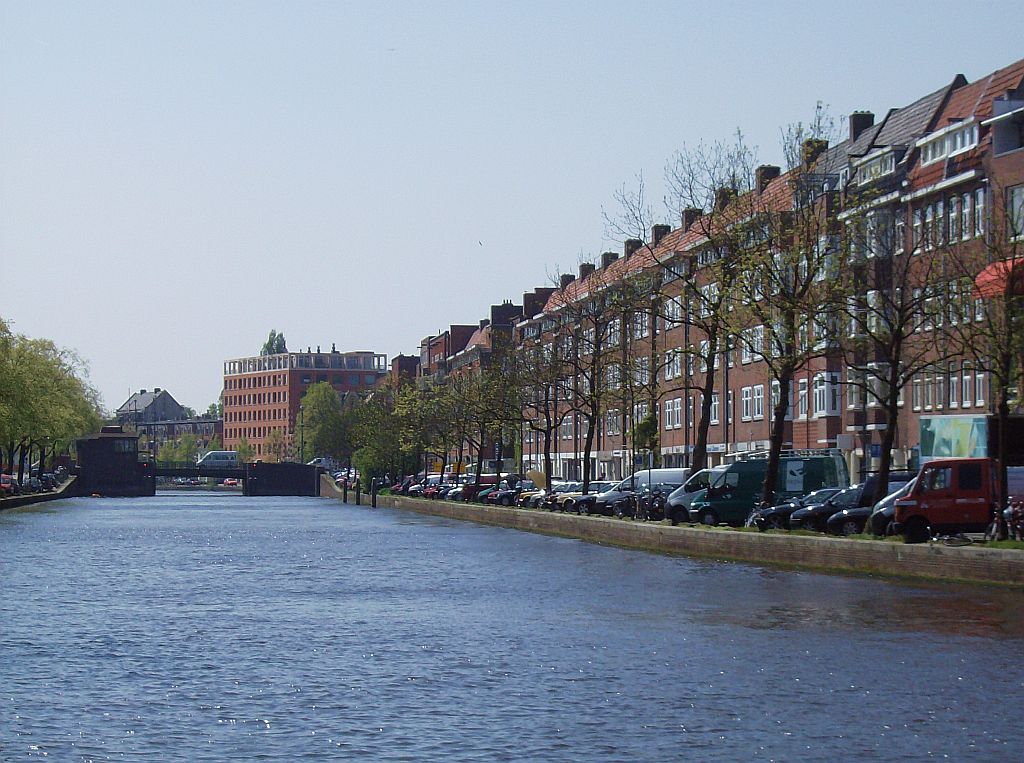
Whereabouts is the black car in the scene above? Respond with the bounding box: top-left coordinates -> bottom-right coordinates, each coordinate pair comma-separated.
792,473 -> 916,534
788,484 -> 868,532
831,473 -> 915,536
750,487 -> 843,530
866,476 -> 918,535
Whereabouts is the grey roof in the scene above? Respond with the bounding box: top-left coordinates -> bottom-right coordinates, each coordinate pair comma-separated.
116,389 -> 178,415
815,138 -> 851,174
872,77 -> 964,150
847,118 -> 886,157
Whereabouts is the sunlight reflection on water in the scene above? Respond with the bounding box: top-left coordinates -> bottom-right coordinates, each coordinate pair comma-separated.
1,493 -> 1021,761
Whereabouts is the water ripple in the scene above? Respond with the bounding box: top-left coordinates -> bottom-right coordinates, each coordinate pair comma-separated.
1,493 -> 1021,761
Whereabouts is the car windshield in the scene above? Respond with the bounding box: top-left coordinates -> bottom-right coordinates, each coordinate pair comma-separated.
708,467 -> 734,489
802,488 -> 839,504
684,470 -> 711,490
828,485 -> 862,507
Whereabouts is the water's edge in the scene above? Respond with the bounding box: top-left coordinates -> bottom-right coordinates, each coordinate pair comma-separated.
363,492 -> 1024,587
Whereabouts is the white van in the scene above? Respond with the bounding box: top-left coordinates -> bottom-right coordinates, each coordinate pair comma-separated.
197,451 -> 239,468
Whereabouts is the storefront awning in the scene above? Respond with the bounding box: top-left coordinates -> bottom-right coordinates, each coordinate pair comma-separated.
974,258 -> 1024,298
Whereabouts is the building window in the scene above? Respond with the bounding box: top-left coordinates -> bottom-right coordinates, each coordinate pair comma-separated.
798,379 -> 809,419
962,363 -> 972,408
949,361 -> 959,408
974,188 -> 985,237
912,207 -> 923,251
741,386 -> 752,421
710,393 -> 720,425
935,371 -> 944,410
664,400 -> 673,431
976,370 -> 986,407
1008,185 -> 1024,241
687,396 -> 695,428
753,384 -> 765,420
673,398 -> 682,429
912,376 -> 921,411
847,369 -> 860,409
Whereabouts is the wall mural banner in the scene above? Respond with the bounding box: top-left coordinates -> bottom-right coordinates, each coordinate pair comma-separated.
919,415 -> 987,461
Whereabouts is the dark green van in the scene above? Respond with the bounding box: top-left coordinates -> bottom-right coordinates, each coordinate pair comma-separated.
688,452 -> 849,526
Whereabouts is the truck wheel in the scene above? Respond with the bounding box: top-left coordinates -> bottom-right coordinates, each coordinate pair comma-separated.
700,509 -> 719,526
903,517 -> 930,544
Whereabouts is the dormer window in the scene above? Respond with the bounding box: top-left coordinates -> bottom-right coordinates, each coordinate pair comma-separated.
918,120 -> 979,165
854,151 -> 895,184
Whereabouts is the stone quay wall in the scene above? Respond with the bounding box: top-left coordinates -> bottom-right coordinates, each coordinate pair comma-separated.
354,492 -> 1024,588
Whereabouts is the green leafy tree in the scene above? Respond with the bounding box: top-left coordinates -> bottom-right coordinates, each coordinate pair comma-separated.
236,437 -> 255,463
300,382 -> 349,461
0,317 -> 103,475
264,428 -> 287,463
261,329 -> 288,356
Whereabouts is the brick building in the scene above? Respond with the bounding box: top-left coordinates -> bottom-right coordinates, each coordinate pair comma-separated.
396,55 -> 1024,488
222,346 -> 387,458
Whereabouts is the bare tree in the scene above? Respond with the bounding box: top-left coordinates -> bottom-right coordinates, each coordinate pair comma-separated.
943,175 -> 1024,507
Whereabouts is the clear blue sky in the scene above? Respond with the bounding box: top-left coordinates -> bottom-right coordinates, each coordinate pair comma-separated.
2,1 -> 1021,413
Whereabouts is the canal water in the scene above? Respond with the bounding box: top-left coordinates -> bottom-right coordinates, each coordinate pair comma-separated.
1,493 -> 1022,761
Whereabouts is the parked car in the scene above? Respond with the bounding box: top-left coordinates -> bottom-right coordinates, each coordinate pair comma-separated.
749,487 -> 843,530
461,474 -> 502,502
477,477 -> 520,503
488,480 -> 535,506
824,472 -> 917,536
517,481 -> 558,508
892,458 -> 1018,542
689,453 -> 849,527
0,474 -> 19,497
665,469 -> 711,525
787,484 -> 869,533
578,469 -> 691,516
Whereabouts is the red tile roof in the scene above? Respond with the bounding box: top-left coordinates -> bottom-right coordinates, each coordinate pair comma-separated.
541,170 -> 797,314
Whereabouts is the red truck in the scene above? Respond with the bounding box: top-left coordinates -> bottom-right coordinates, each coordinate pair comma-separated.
893,458 -> 1001,543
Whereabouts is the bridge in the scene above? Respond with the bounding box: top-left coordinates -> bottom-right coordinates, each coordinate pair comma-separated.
74,426 -> 323,498
153,462 -> 247,480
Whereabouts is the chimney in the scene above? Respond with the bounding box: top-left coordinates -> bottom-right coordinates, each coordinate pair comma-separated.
140,389 -> 147,394
154,387 -> 161,393
601,251 -> 619,268
801,138 -> 829,168
651,224 -> 671,246
714,188 -> 737,211
523,288 -> 555,317
559,273 -> 576,290
849,111 -> 874,142
579,262 -> 596,279
755,165 -> 781,194
682,207 -> 703,229
624,239 -> 643,258
479,318 -> 490,329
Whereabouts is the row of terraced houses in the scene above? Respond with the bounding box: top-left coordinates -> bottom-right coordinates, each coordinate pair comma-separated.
401,57 -> 1024,483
